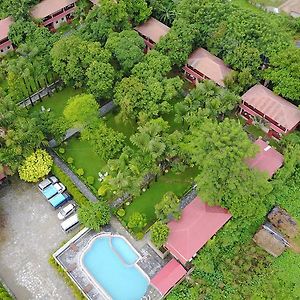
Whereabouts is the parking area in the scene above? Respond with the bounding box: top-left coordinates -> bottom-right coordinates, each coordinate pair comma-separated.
0,178 -> 75,300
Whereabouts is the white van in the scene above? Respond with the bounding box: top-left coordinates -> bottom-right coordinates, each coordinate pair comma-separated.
61,214 -> 79,233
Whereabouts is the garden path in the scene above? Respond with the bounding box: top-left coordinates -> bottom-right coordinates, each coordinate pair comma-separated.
48,148 -> 98,202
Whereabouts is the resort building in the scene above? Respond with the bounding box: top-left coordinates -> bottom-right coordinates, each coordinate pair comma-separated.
135,17 -> 170,53
0,17 -> 14,55
182,48 -> 232,87
245,139 -> 284,178
150,259 -> 187,297
239,84 -> 300,139
30,0 -> 78,31
165,196 -> 232,264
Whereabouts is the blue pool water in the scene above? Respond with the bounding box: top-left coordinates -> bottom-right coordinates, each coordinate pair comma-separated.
82,235 -> 149,300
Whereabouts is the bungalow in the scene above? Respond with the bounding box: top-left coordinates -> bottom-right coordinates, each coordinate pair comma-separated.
239,84 -> 300,139
135,17 -> 170,53
165,196 -> 232,264
245,139 -> 284,178
150,259 -> 187,297
182,48 -> 232,87
0,17 -> 14,55
30,0 -> 78,31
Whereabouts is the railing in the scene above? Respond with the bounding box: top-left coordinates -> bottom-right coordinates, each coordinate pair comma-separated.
17,80 -> 61,109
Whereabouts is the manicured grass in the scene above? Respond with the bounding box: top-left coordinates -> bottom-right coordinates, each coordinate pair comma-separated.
29,87 -> 83,118
62,138 -> 106,190
123,167 -> 198,228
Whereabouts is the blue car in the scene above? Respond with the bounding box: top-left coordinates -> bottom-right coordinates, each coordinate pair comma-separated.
41,183 -> 65,200
48,192 -> 72,209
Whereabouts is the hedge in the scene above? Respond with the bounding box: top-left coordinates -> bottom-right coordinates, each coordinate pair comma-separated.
0,283 -> 12,300
52,164 -> 89,207
49,257 -> 85,300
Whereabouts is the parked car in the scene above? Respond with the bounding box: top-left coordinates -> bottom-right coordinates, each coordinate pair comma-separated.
61,214 -> 79,233
38,176 -> 58,191
41,182 -> 65,200
48,192 -> 71,209
57,203 -> 76,220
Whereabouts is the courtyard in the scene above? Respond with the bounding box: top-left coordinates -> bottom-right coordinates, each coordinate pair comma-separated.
0,178 -> 76,300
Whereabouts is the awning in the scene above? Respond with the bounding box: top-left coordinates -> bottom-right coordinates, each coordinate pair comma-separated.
150,259 -> 187,296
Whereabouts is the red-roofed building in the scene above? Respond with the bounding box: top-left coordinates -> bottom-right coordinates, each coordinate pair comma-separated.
183,48 -> 232,87
30,0 -> 78,31
0,17 -> 14,55
165,197 -> 232,264
135,17 -> 170,53
245,139 -> 284,178
239,84 -> 300,139
151,259 -> 187,296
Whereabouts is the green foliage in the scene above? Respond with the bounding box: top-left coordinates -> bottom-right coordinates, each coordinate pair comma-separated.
58,148 -> 65,154
63,94 -> 99,127
81,121 -> 125,160
87,176 -> 95,185
18,149 -> 53,183
50,35 -> 111,87
78,200 -> 111,231
127,212 -> 147,232
135,232 -> 144,240
0,283 -> 12,300
0,0 -> 38,19
86,61 -> 115,99
151,221 -> 169,247
155,191 -> 181,222
52,164 -> 89,206
117,208 -> 126,217
76,168 -> 85,176
67,157 -> 74,164
105,30 -> 144,74
0,98 -> 44,171
264,47 -> 300,102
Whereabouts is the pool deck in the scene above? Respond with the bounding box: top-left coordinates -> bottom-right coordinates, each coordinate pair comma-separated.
54,217 -> 167,300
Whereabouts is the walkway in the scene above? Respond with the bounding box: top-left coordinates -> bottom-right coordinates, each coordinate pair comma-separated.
48,148 -> 98,202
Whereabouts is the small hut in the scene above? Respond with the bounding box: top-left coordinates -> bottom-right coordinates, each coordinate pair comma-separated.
268,207 -> 298,238
253,222 -> 288,257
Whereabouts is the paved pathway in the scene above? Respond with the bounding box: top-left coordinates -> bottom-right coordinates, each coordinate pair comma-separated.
48,148 -> 98,202
0,178 -> 75,300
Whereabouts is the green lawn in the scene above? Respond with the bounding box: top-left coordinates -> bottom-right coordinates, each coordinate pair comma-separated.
62,138 -> 106,190
123,167 -> 198,228
29,86 -> 83,118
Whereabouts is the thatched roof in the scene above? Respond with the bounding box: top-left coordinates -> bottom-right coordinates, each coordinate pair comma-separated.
253,223 -> 287,257
268,207 -> 298,238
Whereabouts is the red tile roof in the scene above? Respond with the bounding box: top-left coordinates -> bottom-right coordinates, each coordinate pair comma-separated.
242,84 -> 300,131
186,48 -> 232,87
165,197 -> 231,264
0,17 -> 13,41
150,259 -> 187,296
31,0 -> 77,19
245,139 -> 284,178
135,17 -> 170,44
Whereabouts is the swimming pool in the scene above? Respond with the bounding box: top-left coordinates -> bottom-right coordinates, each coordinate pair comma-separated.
81,234 -> 149,300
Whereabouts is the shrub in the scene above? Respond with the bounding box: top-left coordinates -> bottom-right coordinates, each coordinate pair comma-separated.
18,149 -> 53,183
78,201 -> 111,231
135,232 -> 144,240
58,147 -> 65,154
87,176 -> 95,185
67,157 -> 74,164
76,168 -> 84,176
151,221 -> 170,248
117,208 -> 126,217
52,164 -> 89,206
127,212 -> 147,232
